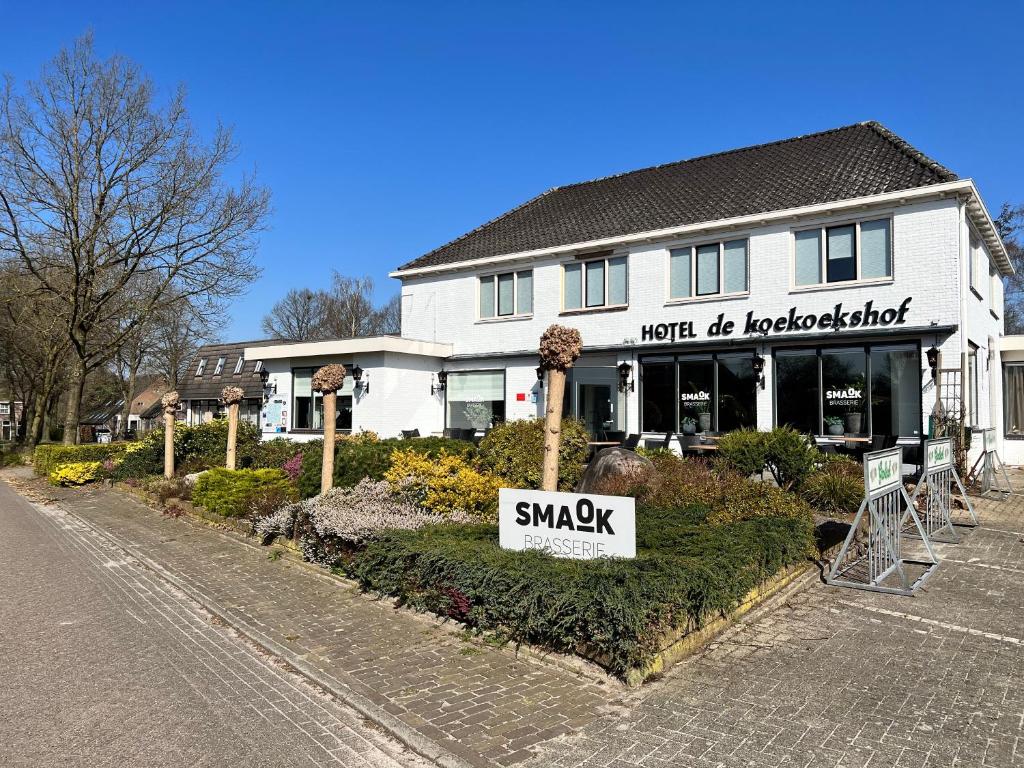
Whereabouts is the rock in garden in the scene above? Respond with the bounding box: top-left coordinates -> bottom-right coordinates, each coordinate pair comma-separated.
576,448 -> 653,494
183,471 -> 207,486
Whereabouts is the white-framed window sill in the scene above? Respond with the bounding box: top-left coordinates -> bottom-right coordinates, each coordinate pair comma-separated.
475,314 -> 533,325
789,277 -> 894,294
664,292 -> 749,307
559,304 -> 629,317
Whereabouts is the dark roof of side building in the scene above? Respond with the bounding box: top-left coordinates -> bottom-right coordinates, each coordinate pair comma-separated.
176,339 -> 280,401
398,121 -> 958,272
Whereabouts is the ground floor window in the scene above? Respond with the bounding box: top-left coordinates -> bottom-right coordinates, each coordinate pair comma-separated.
446,370 -> 505,431
774,342 -> 922,437
293,367 -> 354,432
641,351 -> 757,433
1004,364 -> 1024,437
968,343 -> 979,427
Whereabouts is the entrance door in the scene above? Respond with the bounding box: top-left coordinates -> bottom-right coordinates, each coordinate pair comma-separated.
578,383 -> 614,439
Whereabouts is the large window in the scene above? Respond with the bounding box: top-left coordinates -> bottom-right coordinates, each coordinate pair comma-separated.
446,370 -> 505,431
292,367 -> 353,432
213,356 -> 225,375
968,344 -> 979,426
793,218 -> 891,287
774,343 -> 922,437
1004,364 -> 1024,437
563,256 -> 627,310
479,270 -> 532,319
195,358 -> 207,376
641,352 -> 757,434
669,239 -> 748,300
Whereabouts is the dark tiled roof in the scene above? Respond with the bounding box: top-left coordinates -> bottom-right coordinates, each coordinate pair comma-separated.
177,339 -> 278,402
399,122 -> 957,271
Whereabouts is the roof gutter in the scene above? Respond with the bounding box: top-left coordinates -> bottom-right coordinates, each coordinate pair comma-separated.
391,179 -> 1013,279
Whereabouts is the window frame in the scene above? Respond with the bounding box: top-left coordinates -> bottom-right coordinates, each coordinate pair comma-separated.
561,255 -> 629,313
790,216 -> 894,291
291,365 -> 354,433
1003,363 -> 1024,438
443,368 -> 507,431
195,358 -> 207,377
213,356 -> 225,375
968,343 -> 980,427
666,237 -> 750,303
477,269 -> 533,321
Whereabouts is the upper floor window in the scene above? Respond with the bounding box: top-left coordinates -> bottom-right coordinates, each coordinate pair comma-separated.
213,356 -> 225,375
794,218 -> 891,287
669,239 -> 748,300
563,255 -> 627,311
195,358 -> 207,376
0,403 -> 10,415
479,270 -> 532,319
233,356 -> 245,375
253,360 -> 264,374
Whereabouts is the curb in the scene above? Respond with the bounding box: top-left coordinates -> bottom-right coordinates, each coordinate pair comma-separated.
53,500 -> 476,768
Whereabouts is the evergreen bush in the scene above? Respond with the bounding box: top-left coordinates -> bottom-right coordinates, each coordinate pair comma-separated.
715,428 -> 767,478
192,467 -> 297,517
477,417 -> 590,491
49,460 -> 105,486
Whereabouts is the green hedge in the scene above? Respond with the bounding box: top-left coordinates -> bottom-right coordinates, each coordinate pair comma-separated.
478,418 -> 590,492
192,467 -> 297,518
110,420 -> 264,481
351,506 -> 814,678
297,437 -> 478,498
33,443 -> 128,477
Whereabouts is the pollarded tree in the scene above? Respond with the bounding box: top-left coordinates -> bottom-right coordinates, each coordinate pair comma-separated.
0,34 -> 269,443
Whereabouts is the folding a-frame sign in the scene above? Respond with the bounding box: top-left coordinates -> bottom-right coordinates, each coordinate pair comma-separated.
906,437 -> 978,544
827,447 -> 939,596
968,428 -> 1014,497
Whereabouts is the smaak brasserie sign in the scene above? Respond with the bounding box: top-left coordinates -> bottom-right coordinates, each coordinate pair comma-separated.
498,488 -> 636,560
640,297 -> 913,343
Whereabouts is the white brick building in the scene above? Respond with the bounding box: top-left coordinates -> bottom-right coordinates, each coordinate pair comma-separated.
248,123 -> 1012,463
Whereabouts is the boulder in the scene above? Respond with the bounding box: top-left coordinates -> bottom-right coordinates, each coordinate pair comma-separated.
183,471 -> 207,487
576,448 -> 653,494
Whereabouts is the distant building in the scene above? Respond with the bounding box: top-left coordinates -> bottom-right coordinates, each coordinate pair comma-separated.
0,399 -> 24,441
128,380 -> 169,435
176,340 -> 279,426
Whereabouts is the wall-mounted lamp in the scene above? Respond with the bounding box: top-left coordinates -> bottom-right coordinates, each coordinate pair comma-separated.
926,346 -> 940,380
431,370 -> 447,396
751,353 -> 765,390
617,361 -> 634,393
535,366 -> 545,389
352,364 -> 369,394
259,368 -> 276,402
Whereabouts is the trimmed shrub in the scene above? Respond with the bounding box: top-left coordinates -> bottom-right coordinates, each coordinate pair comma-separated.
192,468 -> 297,518
715,429 -> 767,478
297,436 -> 478,498
352,509 -> 814,678
175,419 -> 262,469
34,443 -> 127,477
478,418 -> 590,492
800,457 -> 864,516
251,438 -> 303,470
763,427 -> 818,490
50,461 -> 105,486
385,449 -> 500,520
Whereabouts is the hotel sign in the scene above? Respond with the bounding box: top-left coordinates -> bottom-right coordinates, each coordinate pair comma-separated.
498,488 -> 636,560
640,297 -> 912,343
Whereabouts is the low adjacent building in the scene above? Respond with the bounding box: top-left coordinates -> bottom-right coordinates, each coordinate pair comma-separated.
177,340 -> 279,426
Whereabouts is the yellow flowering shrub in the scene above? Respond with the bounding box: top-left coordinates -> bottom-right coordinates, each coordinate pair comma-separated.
384,449 -> 499,521
338,430 -> 379,445
50,461 -> 105,486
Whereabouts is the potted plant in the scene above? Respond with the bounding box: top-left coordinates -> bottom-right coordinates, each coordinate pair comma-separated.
693,401 -> 712,433
825,415 -> 845,436
844,375 -> 866,434
681,416 -> 697,435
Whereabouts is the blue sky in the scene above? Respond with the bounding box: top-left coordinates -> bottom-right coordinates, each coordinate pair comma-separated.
3,1 -> 1022,341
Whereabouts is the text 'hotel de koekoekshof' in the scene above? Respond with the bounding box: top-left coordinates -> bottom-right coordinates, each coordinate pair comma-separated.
171,122 -> 1018,466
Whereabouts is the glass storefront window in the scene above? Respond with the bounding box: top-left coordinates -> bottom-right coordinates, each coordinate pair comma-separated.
293,366 -> 355,431
640,360 -> 674,433
1004,365 -> 1024,437
447,370 -> 505,431
821,349 -> 868,434
717,354 -> 757,432
775,350 -> 819,434
678,358 -> 714,432
870,346 -> 922,437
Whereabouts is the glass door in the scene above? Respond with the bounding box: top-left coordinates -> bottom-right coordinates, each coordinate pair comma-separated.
578,383 -> 614,439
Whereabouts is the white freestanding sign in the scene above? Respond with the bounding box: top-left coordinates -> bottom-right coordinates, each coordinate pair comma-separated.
498,488 -> 636,560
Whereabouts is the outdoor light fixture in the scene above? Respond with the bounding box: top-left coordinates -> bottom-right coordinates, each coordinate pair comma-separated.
352,364 -> 369,394
259,368 -> 276,402
751,353 -> 766,390
431,370 -> 448,395
535,366 -> 545,389
617,361 -> 634,393
926,346 -> 940,380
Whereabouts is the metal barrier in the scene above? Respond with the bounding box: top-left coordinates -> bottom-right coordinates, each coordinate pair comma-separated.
827,447 -> 939,596
968,428 -> 1014,497
906,437 -> 978,544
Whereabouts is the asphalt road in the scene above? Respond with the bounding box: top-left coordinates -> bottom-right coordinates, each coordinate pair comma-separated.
0,480 -> 427,768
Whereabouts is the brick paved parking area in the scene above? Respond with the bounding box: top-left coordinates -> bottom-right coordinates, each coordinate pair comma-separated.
529,484 -> 1024,768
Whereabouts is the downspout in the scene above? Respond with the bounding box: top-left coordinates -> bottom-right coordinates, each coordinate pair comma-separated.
958,197 -> 970,444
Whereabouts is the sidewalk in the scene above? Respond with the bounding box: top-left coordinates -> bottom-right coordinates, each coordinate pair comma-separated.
7,473 -> 616,768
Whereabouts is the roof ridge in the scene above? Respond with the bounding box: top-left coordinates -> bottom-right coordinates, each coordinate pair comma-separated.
859,120 -> 958,182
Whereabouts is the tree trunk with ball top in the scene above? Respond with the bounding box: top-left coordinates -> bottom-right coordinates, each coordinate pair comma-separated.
322,390 -> 337,494
226,403 -> 239,470
541,369 -> 565,491
163,411 -> 175,479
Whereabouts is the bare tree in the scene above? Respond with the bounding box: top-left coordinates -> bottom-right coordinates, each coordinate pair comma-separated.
323,275 -> 378,339
148,300 -> 218,388
373,293 -> 402,336
997,202 -> 1024,333
261,288 -> 333,341
0,35 -> 269,443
